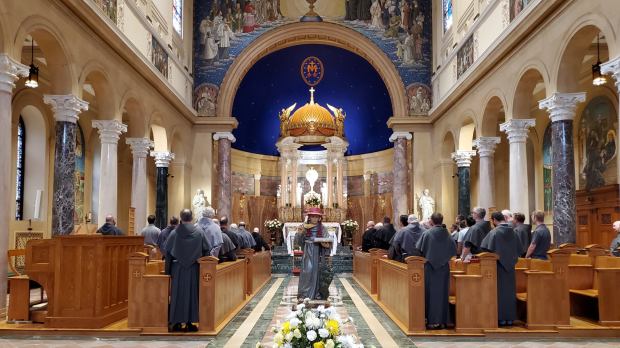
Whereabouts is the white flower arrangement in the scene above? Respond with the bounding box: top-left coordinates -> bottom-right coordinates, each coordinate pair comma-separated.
341,220 -> 359,231
265,218 -> 284,230
257,299 -> 364,348
304,191 -> 322,207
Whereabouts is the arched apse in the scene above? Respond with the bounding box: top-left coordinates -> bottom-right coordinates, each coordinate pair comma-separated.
14,17 -> 76,94
217,21 -> 408,120
458,116 -> 477,150
231,44 -> 393,156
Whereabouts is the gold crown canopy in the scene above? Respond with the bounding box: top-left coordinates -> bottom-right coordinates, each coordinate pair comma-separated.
278,87 -> 346,142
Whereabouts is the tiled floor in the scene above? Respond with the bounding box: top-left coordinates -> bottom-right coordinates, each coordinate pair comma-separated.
2,275 -> 620,347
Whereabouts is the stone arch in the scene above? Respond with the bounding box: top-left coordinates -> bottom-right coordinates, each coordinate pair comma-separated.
554,17 -> 616,93
150,117 -> 168,152
480,95 -> 506,137
13,15 -> 77,94
78,61 -> 117,120
457,114 -> 477,150
120,91 -> 148,138
216,22 -> 408,119
511,62 -> 550,118
441,131 -> 456,160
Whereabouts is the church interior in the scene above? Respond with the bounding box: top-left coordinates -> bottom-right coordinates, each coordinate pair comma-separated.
0,0 -> 620,347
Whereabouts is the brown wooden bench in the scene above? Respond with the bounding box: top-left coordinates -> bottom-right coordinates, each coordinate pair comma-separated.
450,253 -> 499,333
127,252 -> 169,331
515,249 -> 571,329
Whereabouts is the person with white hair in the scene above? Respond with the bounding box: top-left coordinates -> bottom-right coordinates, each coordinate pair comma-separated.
195,206 -> 223,257
237,221 -> 256,249
501,209 -> 514,225
389,214 -> 425,262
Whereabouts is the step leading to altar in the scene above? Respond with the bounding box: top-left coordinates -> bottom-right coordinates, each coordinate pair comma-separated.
271,245 -> 353,274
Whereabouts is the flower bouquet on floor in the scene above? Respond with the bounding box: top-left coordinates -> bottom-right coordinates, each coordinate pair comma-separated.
341,220 -> 359,246
259,300 -> 364,348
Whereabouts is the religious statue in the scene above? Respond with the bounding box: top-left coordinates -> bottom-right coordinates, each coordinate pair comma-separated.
327,104 -> 346,137
192,189 -> 208,218
370,0 -> 383,29
418,188 -> 435,222
278,103 -> 295,137
295,207 -> 334,301
320,182 -> 328,206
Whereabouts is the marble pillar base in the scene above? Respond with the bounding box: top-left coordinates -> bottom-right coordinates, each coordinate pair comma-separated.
52,121 -> 77,235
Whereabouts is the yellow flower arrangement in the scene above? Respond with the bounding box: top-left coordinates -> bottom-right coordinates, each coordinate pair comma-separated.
326,319 -> 340,336
313,342 -> 325,348
282,321 -> 291,334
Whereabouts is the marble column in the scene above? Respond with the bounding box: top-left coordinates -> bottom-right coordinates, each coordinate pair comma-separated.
473,137 -> 500,212
254,173 -> 261,196
390,132 -> 412,224
539,92 -> 586,244
326,160 -> 333,207
126,138 -> 153,234
290,158 -> 298,207
150,151 -> 174,229
451,150 -> 476,218
0,54 -> 28,317
213,132 -> 234,218
601,57 -> 620,198
336,157 -> 344,208
363,173 -> 371,197
92,120 -> 127,226
44,94 -> 89,235
500,119 -> 535,215
279,158 -> 288,207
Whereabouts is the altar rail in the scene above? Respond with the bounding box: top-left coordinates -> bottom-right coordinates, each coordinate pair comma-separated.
16,236 -> 144,328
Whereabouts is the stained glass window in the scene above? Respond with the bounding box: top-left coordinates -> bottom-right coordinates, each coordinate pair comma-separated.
16,117 -> 25,220
443,0 -> 453,33
173,0 -> 183,38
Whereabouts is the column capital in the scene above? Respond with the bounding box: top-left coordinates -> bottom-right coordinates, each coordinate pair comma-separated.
473,137 -> 500,157
451,150 -> 477,167
538,92 -> 586,122
126,137 -> 153,157
389,131 -> 412,142
601,56 -> 620,91
499,119 -> 535,143
44,94 -> 89,123
0,54 -> 28,93
150,151 -> 175,167
92,119 -> 127,144
213,131 -> 236,142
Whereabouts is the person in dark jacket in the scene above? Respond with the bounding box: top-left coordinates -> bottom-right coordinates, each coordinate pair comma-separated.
361,221 -> 376,252
251,227 -> 271,252
157,216 -> 179,258
374,216 -> 396,250
96,215 -> 123,235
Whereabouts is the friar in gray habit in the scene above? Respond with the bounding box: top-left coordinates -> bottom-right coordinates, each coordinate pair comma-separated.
389,214 -> 424,262
481,211 -> 521,326
416,212 -> 457,329
165,209 -> 211,332
461,206 -> 492,260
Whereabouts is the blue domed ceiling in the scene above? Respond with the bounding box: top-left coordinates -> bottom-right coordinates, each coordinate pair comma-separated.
232,44 -> 393,156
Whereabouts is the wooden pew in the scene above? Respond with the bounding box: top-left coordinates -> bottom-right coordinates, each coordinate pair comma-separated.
127,252 -> 168,331
516,249 -> 571,328
450,253 -> 498,333
238,249 -> 272,296
376,256 -> 425,334
199,257 -> 248,333
13,235 -> 143,328
568,247 -> 620,326
143,245 -> 163,261
558,243 -> 580,254
515,257 -> 530,294
370,248 -> 387,295
353,250 -> 372,294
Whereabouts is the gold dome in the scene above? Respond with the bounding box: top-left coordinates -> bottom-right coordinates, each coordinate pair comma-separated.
286,88 -> 336,137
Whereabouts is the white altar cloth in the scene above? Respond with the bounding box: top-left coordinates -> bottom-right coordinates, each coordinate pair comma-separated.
283,222 -> 342,256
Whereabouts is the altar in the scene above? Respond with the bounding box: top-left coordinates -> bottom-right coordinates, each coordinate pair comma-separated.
283,222 -> 342,256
